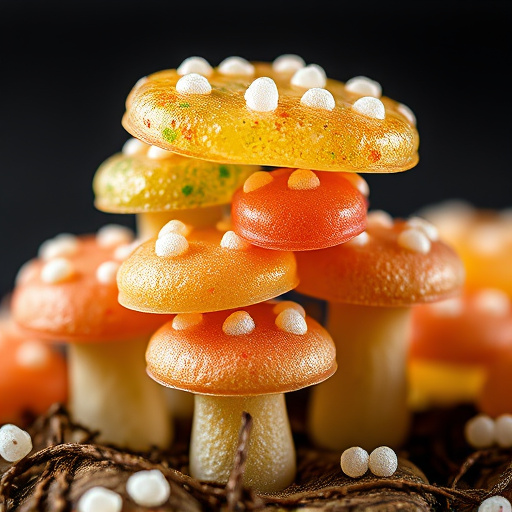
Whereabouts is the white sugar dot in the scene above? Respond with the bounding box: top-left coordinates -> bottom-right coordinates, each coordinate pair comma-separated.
15,260 -> 38,285
495,414 -> 512,448
288,169 -> 320,190
218,56 -> 254,76
158,220 -> 191,239
340,447 -> 369,478
478,496 -> 512,512
300,88 -> 335,110
220,231 -> 250,250
272,54 -> 306,74
96,261 -> 120,285
177,56 -> 213,77
397,103 -> 417,125
275,308 -> 308,335
122,138 -> 148,156
345,76 -> 382,98
41,258 -> 74,284
244,77 -> 279,112
465,414 -> 495,449
126,469 -> 171,507
291,64 -> 327,88
347,231 -> 370,247
16,341 -> 50,368
429,297 -> 464,317
368,446 -> 398,477
97,224 -> 134,248
172,313 -> 203,331
352,97 -> 385,120
38,233 -> 79,261
397,229 -> 432,254
113,240 -> 141,261
0,424 -> 32,462
406,217 -> 439,241
176,73 -> 212,95
155,233 -> 189,257
342,173 -> 370,197
147,145 -> 171,160
133,76 -> 148,90
367,210 -> 394,228
272,301 -> 306,318
77,487 -> 123,512
222,311 -> 256,336
473,289 -> 510,316
243,171 -> 274,193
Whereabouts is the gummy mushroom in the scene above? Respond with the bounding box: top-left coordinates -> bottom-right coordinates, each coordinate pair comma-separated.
478,351 -> 512,418
231,167 -> 368,251
10,227 -> 173,450
145,301 -> 336,492
409,288 -> 512,410
295,212 -> 465,451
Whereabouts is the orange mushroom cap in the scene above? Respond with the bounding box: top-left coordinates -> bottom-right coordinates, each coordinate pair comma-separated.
146,301 -> 336,396
11,230 -> 171,342
117,226 -> 298,314
231,168 -> 368,251
295,213 -> 465,306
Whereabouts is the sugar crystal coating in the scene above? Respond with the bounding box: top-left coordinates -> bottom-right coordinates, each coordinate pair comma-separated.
291,65 -> 327,88
367,210 -> 393,228
478,496 -> 512,512
97,224 -> 134,248
345,76 -> 382,97
368,446 -> 397,477
272,54 -> 306,73
340,447 -> 369,478
126,469 -> 171,507
172,313 -> 203,331
176,73 -> 212,95
96,261 -> 120,284
0,424 -> 32,462
397,228 -> 432,254
406,217 -> 439,241
245,77 -> 279,112
352,97 -> 385,120
218,56 -> 254,76
275,308 -> 308,335
122,137 -> 148,156
41,258 -> 74,283
300,88 -> 335,110
465,414 -> 495,448
220,230 -> 250,250
15,341 -> 49,368
39,234 -> 79,261
222,311 -> 256,336
272,300 -> 306,318
158,220 -> 191,239
155,233 -> 189,257
287,169 -> 320,190
397,103 -> 417,125
177,56 -> 213,76
243,171 -> 274,193
77,487 -> 122,512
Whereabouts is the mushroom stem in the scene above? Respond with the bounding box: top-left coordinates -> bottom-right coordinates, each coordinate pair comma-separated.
190,393 -> 296,493
69,337 -> 172,450
308,303 -> 412,452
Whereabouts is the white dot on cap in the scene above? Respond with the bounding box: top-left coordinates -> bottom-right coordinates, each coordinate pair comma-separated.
38,233 -> 79,261
77,487 -> 123,512
406,217 -> 439,241
97,224 -> 134,248
495,414 -> 512,448
352,97 -> 386,120
275,308 -> 308,335
41,258 -> 74,284
16,341 -> 50,368
218,56 -> 254,76
222,311 -> 256,336
113,240 -> 141,261
291,64 -> 327,88
177,56 -> 213,77
429,297 -> 464,317
368,446 -> 398,477
176,73 -> 212,95
243,171 -> 274,193
300,88 -> 335,111
288,169 -> 320,190
272,54 -> 306,73
15,260 -> 38,285
172,313 -> 203,331
340,446 -> 369,478
342,173 -> 370,197
272,301 -> 306,318
158,220 -> 191,239
345,76 -> 382,98
473,289 -> 510,316
126,469 -> 171,507
367,210 -> 393,228
220,231 -> 250,250
397,229 -> 431,254
464,414 -> 495,449
347,231 -> 370,247
147,145 -> 171,160
478,496 -> 512,512
397,103 -> 417,126
244,77 -> 279,112
96,261 -> 120,285
155,233 -> 189,257
0,424 -> 32,462
122,137 -> 148,156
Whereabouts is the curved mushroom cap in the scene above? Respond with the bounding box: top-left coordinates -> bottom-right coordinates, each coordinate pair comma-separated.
410,289 -> 512,365
146,301 -> 336,396
11,228 -> 171,342
93,139 -> 257,213
295,212 -> 465,306
478,352 -> 512,417
231,168 -> 368,251
122,59 -> 419,173
117,225 -> 298,314
0,320 -> 67,424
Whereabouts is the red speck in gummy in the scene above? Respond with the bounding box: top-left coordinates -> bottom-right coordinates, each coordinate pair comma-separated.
144,118 -> 151,128
241,352 -> 248,359
207,288 -> 215,294
369,150 -> 381,163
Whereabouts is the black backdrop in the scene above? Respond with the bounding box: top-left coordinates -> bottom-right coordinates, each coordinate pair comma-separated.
1,0 -> 511,298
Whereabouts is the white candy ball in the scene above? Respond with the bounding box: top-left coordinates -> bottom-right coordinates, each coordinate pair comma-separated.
340,446 -> 369,478
478,496 -> 512,512
464,414 -> 495,449
495,414 -> 512,448
0,424 -> 33,462
126,469 -> 171,507
77,487 -> 123,512
368,446 -> 398,477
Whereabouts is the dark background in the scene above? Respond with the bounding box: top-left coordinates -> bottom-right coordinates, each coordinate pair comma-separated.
1,0 -> 510,299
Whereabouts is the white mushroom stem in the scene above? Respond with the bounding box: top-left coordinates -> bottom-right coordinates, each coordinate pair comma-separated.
190,394 -> 296,493
69,337 -> 172,451
308,303 -> 412,452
